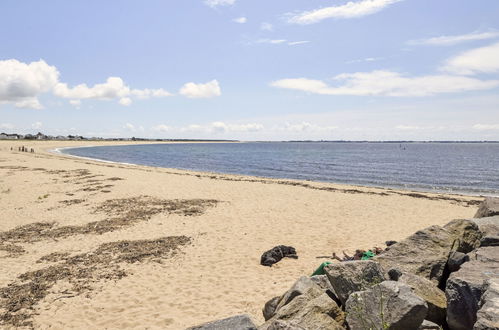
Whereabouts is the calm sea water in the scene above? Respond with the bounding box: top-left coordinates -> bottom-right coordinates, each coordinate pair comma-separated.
61,142 -> 499,196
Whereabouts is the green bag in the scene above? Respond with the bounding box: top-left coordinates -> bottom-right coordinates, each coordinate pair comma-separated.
311,261 -> 332,276
361,250 -> 375,260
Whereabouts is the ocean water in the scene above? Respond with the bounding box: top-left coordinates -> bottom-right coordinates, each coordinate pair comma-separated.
61,142 -> 499,196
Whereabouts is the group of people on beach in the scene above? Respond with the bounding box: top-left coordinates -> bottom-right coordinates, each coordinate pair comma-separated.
11,146 -> 34,153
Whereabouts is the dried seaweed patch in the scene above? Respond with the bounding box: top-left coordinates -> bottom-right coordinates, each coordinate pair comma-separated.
0,236 -> 191,328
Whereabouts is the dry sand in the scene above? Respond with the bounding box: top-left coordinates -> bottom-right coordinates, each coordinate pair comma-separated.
0,140 -> 481,329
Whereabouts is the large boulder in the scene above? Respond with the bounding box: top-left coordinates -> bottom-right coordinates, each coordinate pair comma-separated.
376,220 -> 481,285
443,219 -> 482,252
345,281 -> 428,330
324,260 -> 385,306
474,278 -> 499,330
398,272 -> 447,325
475,197 -> 499,218
259,292 -> 345,330
472,216 -> 499,247
446,246 -> 499,330
262,276 -> 333,321
187,314 -> 257,330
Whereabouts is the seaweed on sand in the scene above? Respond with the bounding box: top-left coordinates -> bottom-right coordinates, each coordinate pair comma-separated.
0,236 -> 191,328
0,196 -> 218,258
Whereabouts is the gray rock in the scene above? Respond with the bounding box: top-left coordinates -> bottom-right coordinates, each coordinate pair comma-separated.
447,251 -> 469,272
474,278 -> 499,330
446,246 -> 499,330
475,197 -> 499,218
376,220 -> 481,284
265,320 -> 305,330
188,314 -> 257,330
259,292 -> 344,330
324,260 -> 385,306
472,216 -> 499,247
345,281 -> 428,330
388,268 -> 403,281
398,272 -> 447,326
263,275 -> 334,321
443,218 -> 482,252
418,320 -> 441,329
263,296 -> 281,321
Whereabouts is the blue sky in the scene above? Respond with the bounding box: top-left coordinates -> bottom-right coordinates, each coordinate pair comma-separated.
1,0 -> 499,140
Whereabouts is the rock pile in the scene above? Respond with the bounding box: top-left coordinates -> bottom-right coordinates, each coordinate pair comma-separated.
189,197 -> 499,330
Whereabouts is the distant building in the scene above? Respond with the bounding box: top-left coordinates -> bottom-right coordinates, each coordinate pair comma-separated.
0,133 -> 21,140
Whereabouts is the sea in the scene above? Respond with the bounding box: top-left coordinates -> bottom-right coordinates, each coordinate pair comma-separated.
60,142 -> 499,196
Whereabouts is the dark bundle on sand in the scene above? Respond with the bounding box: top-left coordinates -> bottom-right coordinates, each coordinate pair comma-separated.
260,245 -> 298,267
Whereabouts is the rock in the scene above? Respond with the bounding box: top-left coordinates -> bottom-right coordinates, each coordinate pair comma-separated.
376,220 -> 481,285
263,296 -> 281,321
446,246 -> 499,330
265,320 -> 305,330
345,281 -> 428,330
386,240 -> 398,246
443,219 -> 482,252
310,274 -> 334,291
474,278 -> 499,330
418,320 -> 441,329
398,272 -> 447,325
447,251 -> 469,272
472,216 -> 499,247
188,314 -> 257,330
324,260 -> 385,306
263,275 -> 333,321
388,268 -> 403,281
474,197 -> 499,218
259,292 -> 344,330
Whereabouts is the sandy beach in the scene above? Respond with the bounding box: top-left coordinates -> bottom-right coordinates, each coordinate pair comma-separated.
0,140 -> 481,329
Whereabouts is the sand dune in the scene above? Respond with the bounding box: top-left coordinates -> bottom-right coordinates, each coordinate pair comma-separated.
0,141 -> 479,329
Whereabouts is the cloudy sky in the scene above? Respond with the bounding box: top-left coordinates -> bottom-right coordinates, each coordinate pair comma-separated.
1,0 -> 499,140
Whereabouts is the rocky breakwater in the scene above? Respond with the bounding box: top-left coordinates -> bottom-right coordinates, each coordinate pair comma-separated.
188,197 -> 499,330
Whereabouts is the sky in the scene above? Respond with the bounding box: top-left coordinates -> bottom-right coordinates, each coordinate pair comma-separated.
1,0 -> 499,141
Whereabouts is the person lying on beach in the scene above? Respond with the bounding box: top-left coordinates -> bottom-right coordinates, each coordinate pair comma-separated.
332,247 -> 383,262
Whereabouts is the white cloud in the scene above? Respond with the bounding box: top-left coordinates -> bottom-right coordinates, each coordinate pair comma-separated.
284,122 -> 337,132
119,97 -> 132,106
0,59 -> 59,109
54,77 -> 129,100
257,39 -> 287,44
472,124 -> 499,130
271,70 -> 499,97
204,0 -> 235,8
233,17 -> 247,24
152,124 -> 171,132
441,42 -> 499,75
13,98 -> 44,110
288,41 -> 310,46
69,99 -> 81,107
180,122 -> 264,133
124,123 -> 135,131
179,80 -> 221,98
130,88 -> 172,99
123,123 -> 144,132
287,0 -> 403,25
1,59 -> 224,108
31,121 -> 43,129
260,22 -> 273,31
0,123 -> 14,130
395,125 -> 422,130
346,57 -> 384,64
408,31 -> 499,46
54,77 -> 172,106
